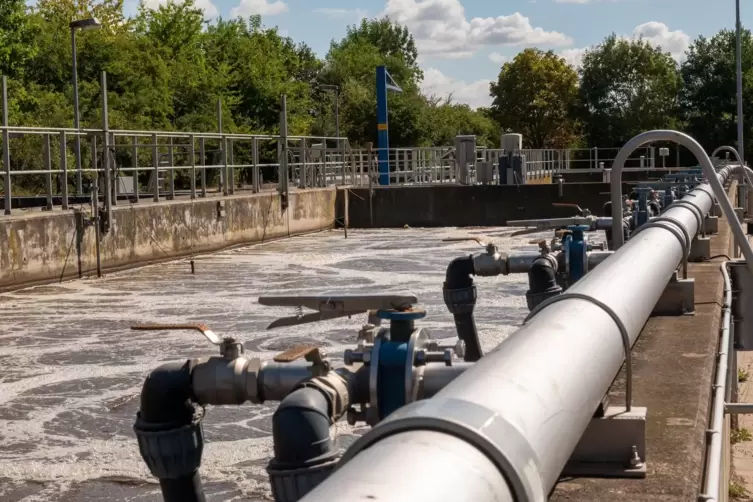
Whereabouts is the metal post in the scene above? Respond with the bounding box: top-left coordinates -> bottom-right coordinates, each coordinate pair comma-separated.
2,75 -> 10,215
90,135 -> 101,278
252,137 -> 259,193
71,28 -> 83,195
279,94 -> 289,197
367,142 -> 374,227
376,66 -> 390,185
101,72 -> 112,232
109,132 -> 117,207
199,137 -> 206,197
189,134 -> 196,200
167,137 -> 175,200
300,138 -> 307,188
222,135 -> 229,196
152,133 -> 159,202
217,99 -> 225,194
132,135 -> 139,203
228,139 -> 235,195
44,134 -> 53,211
737,0 -> 748,214
60,131 -> 68,210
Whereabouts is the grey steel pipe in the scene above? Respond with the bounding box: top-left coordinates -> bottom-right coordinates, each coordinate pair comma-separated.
711,146 -> 752,192
301,166 -> 737,502
698,262 -> 732,502
610,131 -> 753,275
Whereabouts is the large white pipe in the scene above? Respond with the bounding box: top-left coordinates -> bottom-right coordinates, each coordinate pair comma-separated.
300,166 -> 736,502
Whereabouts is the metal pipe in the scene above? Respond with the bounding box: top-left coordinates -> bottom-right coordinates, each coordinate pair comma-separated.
698,262 -> 732,501
421,363 -> 472,398
71,27 -> 83,195
610,131 -> 753,277
725,403 -> 753,414
2,75 -> 10,215
301,166 -> 738,502
737,0 -> 745,205
711,146 -> 752,190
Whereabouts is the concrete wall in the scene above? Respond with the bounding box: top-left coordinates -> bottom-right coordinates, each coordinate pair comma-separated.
345,183 -> 633,228
0,188 -> 337,291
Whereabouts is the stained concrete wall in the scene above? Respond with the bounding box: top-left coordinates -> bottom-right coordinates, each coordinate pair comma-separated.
0,188 -> 337,291
345,183 -> 634,228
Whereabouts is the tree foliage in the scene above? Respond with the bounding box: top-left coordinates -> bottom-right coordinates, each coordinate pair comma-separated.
578,34 -> 682,148
681,28 -> 753,158
489,48 -> 580,149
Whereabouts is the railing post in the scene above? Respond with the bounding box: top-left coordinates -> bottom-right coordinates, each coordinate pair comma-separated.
199,136 -> 206,197
44,134 -> 53,211
252,136 -> 259,193
152,133 -> 159,202
189,134 -> 196,200
228,138 -> 235,194
300,138 -> 307,188
109,132 -> 117,207
2,75 -> 10,215
132,135 -> 139,203
167,136 -> 175,200
60,131 -> 68,210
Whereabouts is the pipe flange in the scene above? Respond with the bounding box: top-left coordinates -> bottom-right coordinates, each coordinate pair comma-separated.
524,292 -> 633,411
336,397 -> 546,502
405,329 -> 429,403
133,405 -> 205,480
368,329 -> 388,424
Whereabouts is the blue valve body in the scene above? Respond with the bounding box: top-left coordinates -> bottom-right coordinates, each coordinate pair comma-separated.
564,225 -> 589,283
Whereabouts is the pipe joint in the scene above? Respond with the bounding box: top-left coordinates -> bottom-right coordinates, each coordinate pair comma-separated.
297,370 -> 352,421
337,397 -> 546,501
443,284 -> 477,315
472,251 -> 509,276
192,356 -> 263,405
134,406 -> 205,480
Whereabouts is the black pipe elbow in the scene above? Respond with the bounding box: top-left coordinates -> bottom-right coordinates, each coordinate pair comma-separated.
525,256 -> 562,311
267,386 -> 339,502
134,361 -> 206,502
443,256 -> 483,362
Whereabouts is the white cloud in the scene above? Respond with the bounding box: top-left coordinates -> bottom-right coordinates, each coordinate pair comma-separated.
230,0 -> 288,18
559,47 -> 587,68
632,21 -> 690,61
420,68 -> 493,109
142,0 -> 219,18
489,52 -> 508,64
383,0 -> 573,59
314,8 -> 368,20
554,21 -> 690,69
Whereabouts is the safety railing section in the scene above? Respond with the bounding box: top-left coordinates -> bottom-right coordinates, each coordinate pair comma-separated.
0,125 -> 357,215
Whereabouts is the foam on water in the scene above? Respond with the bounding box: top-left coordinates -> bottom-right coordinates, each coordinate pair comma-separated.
0,227 -> 546,501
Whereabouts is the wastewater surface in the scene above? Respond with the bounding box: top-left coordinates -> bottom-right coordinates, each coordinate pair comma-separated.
0,227 -> 552,501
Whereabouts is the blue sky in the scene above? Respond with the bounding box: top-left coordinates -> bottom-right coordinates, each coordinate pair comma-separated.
123,0 -> 752,108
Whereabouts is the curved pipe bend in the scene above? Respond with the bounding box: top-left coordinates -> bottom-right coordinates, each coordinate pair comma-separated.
609,131 -> 753,277
443,256 -> 483,362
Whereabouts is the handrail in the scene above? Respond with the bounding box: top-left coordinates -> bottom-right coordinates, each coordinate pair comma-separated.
698,262 -> 733,502
609,130 -> 753,277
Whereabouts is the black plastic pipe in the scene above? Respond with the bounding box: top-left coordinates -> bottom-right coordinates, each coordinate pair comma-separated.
442,256 -> 483,362
525,256 -> 562,310
267,385 -> 340,502
133,361 -> 206,502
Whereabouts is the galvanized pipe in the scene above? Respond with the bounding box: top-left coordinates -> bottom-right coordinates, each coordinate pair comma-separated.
610,132 -> 753,276
301,166 -> 737,502
698,262 -> 732,502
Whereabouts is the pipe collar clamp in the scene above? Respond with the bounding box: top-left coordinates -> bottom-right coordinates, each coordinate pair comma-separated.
336,397 -> 546,502
524,292 -> 632,411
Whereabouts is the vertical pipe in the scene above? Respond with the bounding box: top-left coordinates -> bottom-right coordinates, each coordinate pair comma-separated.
167,137 -> 175,200
152,134 -> 159,202
60,131 -> 69,210
2,75 -> 10,215
222,136 -> 229,196
101,72 -> 112,231
737,0 -> 745,168
376,65 -> 390,186
132,135 -> 139,203
110,132 -> 117,207
300,138 -> 307,188
368,143 -> 374,227
44,134 -> 53,211
217,100 -> 225,194
189,134 -> 196,200
71,28 -> 83,195
199,137 -> 206,197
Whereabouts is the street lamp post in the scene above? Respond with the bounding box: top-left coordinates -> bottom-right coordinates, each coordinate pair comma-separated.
70,17 -> 101,195
736,0 -> 746,210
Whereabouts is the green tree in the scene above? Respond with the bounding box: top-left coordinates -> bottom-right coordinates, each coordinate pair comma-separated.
489,48 -> 580,149
0,0 -> 38,79
579,34 -> 682,148
681,28 -> 753,159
